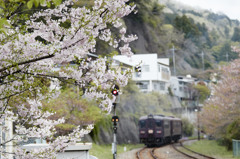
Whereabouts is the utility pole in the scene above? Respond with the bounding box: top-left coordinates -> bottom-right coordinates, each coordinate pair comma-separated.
195,108 -> 200,141
201,51 -> 205,71
226,52 -> 229,62
171,46 -> 176,76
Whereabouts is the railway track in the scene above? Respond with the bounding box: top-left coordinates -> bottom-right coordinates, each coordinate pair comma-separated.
136,140 -> 216,159
172,140 -> 216,159
136,147 -> 159,159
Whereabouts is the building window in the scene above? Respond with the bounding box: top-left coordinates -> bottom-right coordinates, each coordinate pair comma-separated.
135,72 -> 141,78
179,86 -> 183,92
142,65 -> 150,72
152,81 -> 166,91
161,67 -> 170,80
161,67 -> 169,73
160,82 -> 165,90
136,81 -> 149,90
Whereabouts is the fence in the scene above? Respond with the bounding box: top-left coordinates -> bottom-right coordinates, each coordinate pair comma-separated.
233,139 -> 240,157
22,143 -> 92,159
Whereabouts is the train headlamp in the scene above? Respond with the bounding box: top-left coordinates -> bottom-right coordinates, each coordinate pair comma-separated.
148,129 -> 154,134
157,130 -> 162,134
140,131 -> 145,134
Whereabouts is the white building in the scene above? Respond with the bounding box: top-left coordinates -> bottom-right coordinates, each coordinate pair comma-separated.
170,75 -> 197,100
113,54 -> 171,94
22,143 -> 93,159
0,119 -> 14,159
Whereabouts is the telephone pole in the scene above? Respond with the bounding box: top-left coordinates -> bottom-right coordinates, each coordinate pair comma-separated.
201,51 -> 205,71
171,46 -> 176,76
226,52 -> 229,62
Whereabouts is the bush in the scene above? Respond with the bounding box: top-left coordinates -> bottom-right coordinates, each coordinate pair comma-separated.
218,120 -> 240,150
182,118 -> 194,137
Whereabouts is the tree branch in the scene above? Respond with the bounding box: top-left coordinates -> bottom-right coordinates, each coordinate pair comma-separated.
0,54 -> 54,73
61,38 -> 84,50
0,98 -> 10,118
0,89 -> 29,101
22,71 -> 71,81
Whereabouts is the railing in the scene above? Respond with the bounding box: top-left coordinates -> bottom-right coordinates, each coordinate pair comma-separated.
233,139 -> 240,157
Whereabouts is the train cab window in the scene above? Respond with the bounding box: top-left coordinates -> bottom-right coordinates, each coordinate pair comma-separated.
164,121 -> 169,128
139,120 -> 146,128
176,122 -> 179,127
156,121 -> 162,128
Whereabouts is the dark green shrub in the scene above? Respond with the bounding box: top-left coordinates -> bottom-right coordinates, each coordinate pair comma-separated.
182,118 -> 194,137
218,120 -> 240,150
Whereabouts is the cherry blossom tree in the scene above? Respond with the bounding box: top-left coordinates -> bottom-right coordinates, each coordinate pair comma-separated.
0,0 -> 137,158
201,57 -> 240,141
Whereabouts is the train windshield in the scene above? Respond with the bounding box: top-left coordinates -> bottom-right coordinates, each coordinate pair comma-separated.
156,120 -> 162,128
139,120 -> 146,128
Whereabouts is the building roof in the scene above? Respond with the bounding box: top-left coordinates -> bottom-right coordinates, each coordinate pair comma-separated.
113,54 -> 169,67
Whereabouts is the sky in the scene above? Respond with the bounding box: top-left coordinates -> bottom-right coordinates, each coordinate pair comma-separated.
175,0 -> 240,20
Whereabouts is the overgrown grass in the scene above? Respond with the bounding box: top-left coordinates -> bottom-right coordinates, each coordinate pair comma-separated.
89,143 -> 144,159
185,140 -> 240,159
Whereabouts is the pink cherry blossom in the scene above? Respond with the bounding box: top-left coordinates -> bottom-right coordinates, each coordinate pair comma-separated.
0,0 -> 137,158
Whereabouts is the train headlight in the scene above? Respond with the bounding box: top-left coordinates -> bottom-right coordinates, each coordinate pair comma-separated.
140,131 -> 145,134
148,129 -> 154,134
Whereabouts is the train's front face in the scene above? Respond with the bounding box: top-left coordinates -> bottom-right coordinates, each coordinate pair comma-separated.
139,115 -> 163,145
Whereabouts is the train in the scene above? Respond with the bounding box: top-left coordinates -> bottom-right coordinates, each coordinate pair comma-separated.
139,114 -> 182,147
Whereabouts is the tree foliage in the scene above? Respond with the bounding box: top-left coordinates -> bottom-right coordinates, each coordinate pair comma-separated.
0,0 -> 137,158
182,118 -> 194,137
231,27 -> 240,42
212,42 -> 239,63
174,15 -> 200,39
129,0 -> 164,28
201,57 -> 240,149
193,82 -> 211,104
118,80 -> 172,118
44,88 -> 104,136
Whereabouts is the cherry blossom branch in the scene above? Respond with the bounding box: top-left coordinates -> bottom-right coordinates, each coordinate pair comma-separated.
0,98 -> 10,117
6,3 -> 24,19
0,89 -> 29,101
0,54 -> 54,73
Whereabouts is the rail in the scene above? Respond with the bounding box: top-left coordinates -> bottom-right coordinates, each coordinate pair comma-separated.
136,147 -> 158,159
172,140 -> 216,159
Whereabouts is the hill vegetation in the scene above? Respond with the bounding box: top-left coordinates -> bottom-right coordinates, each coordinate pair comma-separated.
90,0 -> 240,146
41,0 -> 240,147
123,0 -> 240,77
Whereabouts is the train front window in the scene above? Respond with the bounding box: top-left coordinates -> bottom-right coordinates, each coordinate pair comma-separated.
139,120 -> 146,128
156,121 -> 162,128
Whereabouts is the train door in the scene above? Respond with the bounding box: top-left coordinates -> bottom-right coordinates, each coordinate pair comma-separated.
147,118 -> 154,133
163,120 -> 170,137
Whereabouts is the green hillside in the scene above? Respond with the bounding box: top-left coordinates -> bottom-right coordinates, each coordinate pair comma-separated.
122,0 -> 240,77
91,0 -> 240,144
